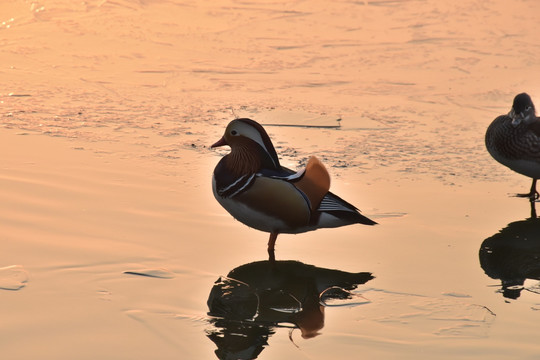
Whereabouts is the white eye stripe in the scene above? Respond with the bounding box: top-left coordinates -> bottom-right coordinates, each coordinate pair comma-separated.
235,122 -> 269,153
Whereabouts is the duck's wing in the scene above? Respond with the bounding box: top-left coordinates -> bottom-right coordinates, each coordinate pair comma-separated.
262,156 -> 330,211
318,192 -> 377,225
264,156 -> 375,225
222,157 -> 375,229
292,156 -> 330,211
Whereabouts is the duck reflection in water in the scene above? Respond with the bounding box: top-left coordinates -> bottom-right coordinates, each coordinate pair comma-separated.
206,260 -> 373,360
480,200 -> 540,299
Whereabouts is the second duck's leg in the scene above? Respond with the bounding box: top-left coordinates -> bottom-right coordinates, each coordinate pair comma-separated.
516,178 -> 539,200
532,178 -> 540,200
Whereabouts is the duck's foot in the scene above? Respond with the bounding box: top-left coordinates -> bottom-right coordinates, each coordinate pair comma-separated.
515,179 -> 540,200
514,191 -> 539,200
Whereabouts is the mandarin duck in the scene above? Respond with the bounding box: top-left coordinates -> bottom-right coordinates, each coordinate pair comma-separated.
211,118 -> 376,259
486,93 -> 540,200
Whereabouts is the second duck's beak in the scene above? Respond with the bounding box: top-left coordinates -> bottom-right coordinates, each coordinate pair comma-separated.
211,136 -> 228,148
509,108 -> 522,127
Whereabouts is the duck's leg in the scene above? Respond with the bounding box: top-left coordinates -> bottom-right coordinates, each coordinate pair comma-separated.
267,232 -> 278,262
516,178 -> 539,200
530,199 -> 537,218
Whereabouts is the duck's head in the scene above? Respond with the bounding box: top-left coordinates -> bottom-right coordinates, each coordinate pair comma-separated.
212,118 -> 281,171
510,93 -> 536,127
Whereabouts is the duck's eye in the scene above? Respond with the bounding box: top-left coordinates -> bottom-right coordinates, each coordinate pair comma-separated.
231,130 -> 238,136
525,106 -> 531,111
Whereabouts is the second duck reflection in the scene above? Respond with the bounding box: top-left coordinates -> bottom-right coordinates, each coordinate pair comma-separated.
480,201 -> 540,299
206,260 -> 373,360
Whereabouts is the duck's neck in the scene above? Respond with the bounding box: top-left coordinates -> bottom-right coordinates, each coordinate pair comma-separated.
226,144 -> 262,177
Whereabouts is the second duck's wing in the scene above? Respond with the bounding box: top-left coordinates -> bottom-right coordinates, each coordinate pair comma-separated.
486,115 -> 540,162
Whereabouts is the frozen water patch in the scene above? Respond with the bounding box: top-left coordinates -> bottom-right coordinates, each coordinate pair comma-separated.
0,265 -> 28,291
205,105 -> 493,187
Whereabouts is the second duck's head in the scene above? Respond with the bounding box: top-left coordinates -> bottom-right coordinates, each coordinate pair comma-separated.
510,93 -> 536,127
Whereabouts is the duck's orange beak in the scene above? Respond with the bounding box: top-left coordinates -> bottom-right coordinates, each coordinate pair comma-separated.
211,136 -> 228,148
